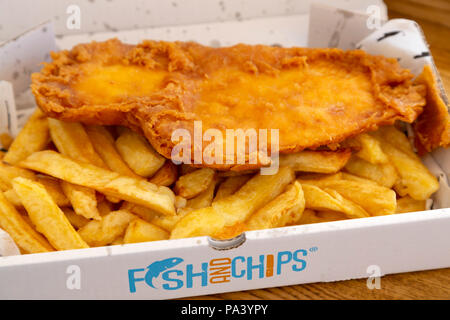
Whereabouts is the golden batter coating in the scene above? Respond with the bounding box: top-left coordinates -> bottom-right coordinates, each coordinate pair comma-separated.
32,39 -> 430,170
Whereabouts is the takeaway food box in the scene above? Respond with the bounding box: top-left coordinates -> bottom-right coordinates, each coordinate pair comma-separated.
0,1 -> 449,299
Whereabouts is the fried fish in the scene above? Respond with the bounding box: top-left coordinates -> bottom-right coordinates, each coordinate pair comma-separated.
32,39 -> 436,170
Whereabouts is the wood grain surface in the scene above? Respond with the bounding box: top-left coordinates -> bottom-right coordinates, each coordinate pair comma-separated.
189,3 -> 450,300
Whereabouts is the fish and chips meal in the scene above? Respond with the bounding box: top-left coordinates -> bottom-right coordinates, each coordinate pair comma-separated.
0,39 -> 448,254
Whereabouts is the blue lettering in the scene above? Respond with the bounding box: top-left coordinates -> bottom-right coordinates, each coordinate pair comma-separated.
231,256 -> 245,278
128,268 -> 146,293
276,251 -> 292,275
247,255 -> 264,280
293,249 -> 307,271
162,269 -> 184,290
186,263 -> 208,288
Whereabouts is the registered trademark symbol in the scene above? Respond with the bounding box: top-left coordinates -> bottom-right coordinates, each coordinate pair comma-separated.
309,247 -> 318,253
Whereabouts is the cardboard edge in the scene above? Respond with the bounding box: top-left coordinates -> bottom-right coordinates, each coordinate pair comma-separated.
1,208 -> 449,268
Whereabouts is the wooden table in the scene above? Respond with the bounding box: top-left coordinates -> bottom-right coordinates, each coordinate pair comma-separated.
191,2 -> 450,300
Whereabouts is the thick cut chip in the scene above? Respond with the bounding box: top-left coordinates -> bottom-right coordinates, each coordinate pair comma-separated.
120,201 -> 158,222
373,131 -> 439,200
301,183 -> 369,219
371,126 -> 416,157
149,160 -> 178,186
344,156 -> 398,188
0,161 -> 36,189
279,150 -> 351,173
84,125 -> 140,178
2,189 -> 25,207
115,128 -> 165,177
12,177 -> 88,250
61,181 -> 101,220
246,181 -> 305,231
78,210 -> 136,246
343,133 -> 388,164
62,207 -> 89,229
170,166 -> 295,239
396,196 -> 427,213
0,190 -> 54,253
174,168 -> 216,199
121,201 -> 184,232
175,196 -> 187,209
19,151 -> 176,215
4,176 -> 70,208
151,211 -> 190,232
298,174 -> 396,216
49,119 -> 109,211
48,118 -> 107,168
184,178 -> 219,210
5,176 -> 70,208
123,218 -> 169,244
3,109 -> 49,165
36,176 -> 70,207
214,175 -> 253,201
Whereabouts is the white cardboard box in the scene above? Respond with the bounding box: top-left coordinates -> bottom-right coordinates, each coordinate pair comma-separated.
0,1 -> 449,299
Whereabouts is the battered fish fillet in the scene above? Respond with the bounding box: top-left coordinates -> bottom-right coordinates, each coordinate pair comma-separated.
31,39 -> 430,170
413,65 -> 450,154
